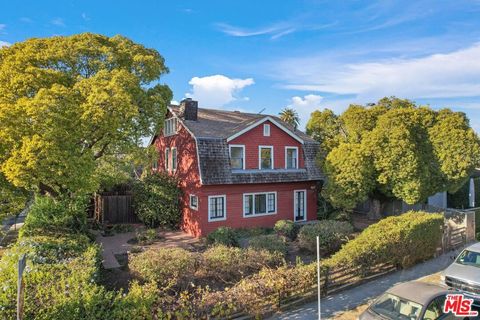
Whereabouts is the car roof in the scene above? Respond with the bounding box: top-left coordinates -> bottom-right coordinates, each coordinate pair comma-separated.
465,242 -> 480,253
386,282 -> 451,305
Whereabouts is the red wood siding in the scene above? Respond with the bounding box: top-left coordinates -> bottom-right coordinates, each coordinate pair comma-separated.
229,120 -> 304,169
153,117 -> 202,236
182,181 -> 317,237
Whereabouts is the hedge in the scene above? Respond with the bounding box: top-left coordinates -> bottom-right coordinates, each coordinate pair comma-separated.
324,211 -> 444,269
297,220 -> 353,254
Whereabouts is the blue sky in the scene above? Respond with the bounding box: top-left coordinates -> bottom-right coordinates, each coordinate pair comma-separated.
2,0 -> 480,130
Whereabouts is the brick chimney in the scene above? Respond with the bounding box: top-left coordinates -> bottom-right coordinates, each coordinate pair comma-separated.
179,98 -> 198,121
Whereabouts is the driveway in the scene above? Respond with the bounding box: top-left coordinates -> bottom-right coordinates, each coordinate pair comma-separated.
269,246 -> 466,319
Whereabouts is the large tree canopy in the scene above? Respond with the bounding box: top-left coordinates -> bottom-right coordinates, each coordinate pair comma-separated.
0,33 -> 172,198
307,97 -> 480,216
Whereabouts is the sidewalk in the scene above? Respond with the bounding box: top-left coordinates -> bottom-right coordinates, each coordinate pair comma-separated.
269,246 -> 466,319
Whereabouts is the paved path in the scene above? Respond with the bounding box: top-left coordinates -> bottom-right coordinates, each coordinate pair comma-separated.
269,247 -> 466,320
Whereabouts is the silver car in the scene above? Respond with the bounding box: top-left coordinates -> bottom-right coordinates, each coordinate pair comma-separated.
359,281 -> 458,320
442,242 -> 480,304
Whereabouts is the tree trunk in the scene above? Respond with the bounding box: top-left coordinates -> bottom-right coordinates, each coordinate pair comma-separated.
368,198 -> 384,220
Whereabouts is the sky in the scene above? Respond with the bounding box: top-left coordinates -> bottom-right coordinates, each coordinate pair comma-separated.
2,0 -> 480,130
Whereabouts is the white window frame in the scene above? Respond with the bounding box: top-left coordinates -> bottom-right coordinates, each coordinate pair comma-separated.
258,146 -> 274,170
189,194 -> 198,211
208,195 -> 227,222
263,124 -> 271,136
165,148 -> 170,171
229,144 -> 245,170
293,189 -> 307,222
285,146 -> 299,169
243,191 -> 277,218
163,118 -> 177,137
171,147 -> 177,172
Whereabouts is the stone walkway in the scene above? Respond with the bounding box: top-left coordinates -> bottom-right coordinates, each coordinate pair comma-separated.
94,229 -> 199,269
269,246 -> 467,320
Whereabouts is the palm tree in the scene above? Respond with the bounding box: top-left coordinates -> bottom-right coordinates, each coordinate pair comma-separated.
279,108 -> 300,130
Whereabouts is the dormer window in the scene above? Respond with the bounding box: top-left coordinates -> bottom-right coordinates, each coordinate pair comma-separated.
259,146 -> 273,170
164,118 -> 177,136
229,145 -> 245,170
285,147 -> 298,169
263,124 -> 270,136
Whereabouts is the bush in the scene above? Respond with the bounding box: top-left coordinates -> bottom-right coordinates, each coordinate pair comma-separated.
206,227 -> 238,246
274,220 -> 298,240
298,220 -> 353,254
132,172 -> 182,228
325,211 -> 443,270
248,234 -> 288,255
199,245 -> 284,283
129,247 -> 196,289
135,228 -> 158,245
20,195 -> 87,237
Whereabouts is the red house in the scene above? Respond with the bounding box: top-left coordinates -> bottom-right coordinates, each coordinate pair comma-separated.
150,98 -> 323,237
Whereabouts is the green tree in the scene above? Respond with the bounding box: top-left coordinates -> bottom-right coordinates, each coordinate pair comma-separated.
279,108 -> 300,130
0,33 -> 172,197
308,97 -> 480,218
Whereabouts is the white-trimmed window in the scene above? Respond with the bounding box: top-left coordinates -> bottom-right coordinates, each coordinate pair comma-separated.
285,147 -> 298,169
190,195 -> 198,210
294,190 -> 307,222
229,145 -> 245,170
165,148 -> 170,171
171,147 -> 177,172
244,192 -> 276,217
208,195 -> 226,221
163,118 -> 177,136
263,124 -> 271,136
259,146 -> 273,170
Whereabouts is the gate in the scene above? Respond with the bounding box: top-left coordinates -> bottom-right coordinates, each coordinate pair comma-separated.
94,193 -> 139,224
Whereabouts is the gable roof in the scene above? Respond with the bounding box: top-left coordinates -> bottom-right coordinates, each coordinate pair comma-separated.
153,104 -> 323,185
168,105 -> 315,143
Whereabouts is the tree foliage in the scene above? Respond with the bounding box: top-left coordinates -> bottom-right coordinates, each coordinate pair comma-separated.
279,108 -> 300,130
307,97 -> 480,211
0,33 -> 172,197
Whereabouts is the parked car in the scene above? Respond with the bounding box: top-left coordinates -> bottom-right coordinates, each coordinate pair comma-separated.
359,281 -> 457,320
442,242 -> 480,304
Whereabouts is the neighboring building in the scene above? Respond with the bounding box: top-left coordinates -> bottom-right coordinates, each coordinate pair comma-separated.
150,98 -> 323,237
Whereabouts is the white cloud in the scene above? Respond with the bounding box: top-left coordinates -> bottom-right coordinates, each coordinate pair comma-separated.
287,94 -> 324,129
0,40 -> 10,47
216,22 -> 292,39
186,75 -> 254,107
51,18 -> 65,27
81,13 -> 90,21
277,43 -> 480,103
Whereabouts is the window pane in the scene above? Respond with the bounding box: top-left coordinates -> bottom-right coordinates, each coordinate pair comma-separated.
172,149 -> 177,170
244,195 -> 253,215
230,147 -> 244,169
210,197 -> 225,219
268,193 -> 275,212
261,148 -> 272,169
165,149 -> 170,170
255,194 -> 267,214
287,149 -> 297,169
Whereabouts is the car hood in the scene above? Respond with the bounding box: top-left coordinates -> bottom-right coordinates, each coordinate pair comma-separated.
444,263 -> 480,285
359,309 -> 382,320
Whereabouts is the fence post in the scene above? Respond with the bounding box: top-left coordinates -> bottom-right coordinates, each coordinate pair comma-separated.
316,236 -> 321,320
17,254 -> 26,320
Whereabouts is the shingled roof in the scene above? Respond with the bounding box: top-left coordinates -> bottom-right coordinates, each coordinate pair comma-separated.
161,104 -> 323,185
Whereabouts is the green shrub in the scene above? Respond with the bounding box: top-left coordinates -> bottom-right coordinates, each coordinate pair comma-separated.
132,172 -> 182,228
20,195 -> 87,237
135,228 -> 158,245
325,211 -> 443,270
199,245 -> 284,283
206,227 -> 239,246
111,281 -> 159,320
234,227 -> 273,239
298,220 -> 353,254
248,234 -> 288,255
274,220 -> 298,240
129,247 -> 196,289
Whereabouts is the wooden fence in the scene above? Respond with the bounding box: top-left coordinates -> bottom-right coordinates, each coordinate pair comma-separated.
229,222 -> 468,319
94,194 -> 139,224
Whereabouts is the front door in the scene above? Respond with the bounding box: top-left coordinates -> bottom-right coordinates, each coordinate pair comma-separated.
294,190 -> 306,222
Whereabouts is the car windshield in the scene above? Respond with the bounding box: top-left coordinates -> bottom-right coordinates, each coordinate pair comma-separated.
456,249 -> 480,268
370,293 -> 422,320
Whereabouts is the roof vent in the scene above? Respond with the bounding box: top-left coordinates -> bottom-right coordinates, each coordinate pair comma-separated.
179,98 -> 198,121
